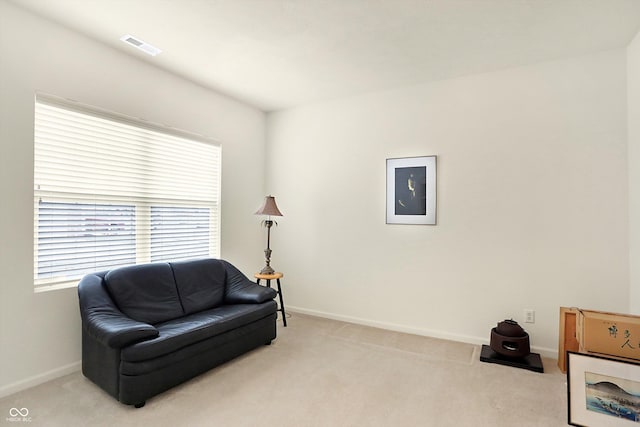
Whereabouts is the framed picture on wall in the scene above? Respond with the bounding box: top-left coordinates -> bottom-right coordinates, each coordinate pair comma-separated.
567,351 -> 640,426
386,156 -> 436,225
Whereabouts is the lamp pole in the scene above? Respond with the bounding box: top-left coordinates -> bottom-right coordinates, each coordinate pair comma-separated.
262,219 -> 275,274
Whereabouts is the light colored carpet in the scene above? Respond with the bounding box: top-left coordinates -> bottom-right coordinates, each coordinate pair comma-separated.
0,313 -> 567,426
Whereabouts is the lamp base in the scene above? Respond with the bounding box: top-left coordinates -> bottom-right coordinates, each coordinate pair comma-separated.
261,246 -> 275,275
260,265 -> 275,275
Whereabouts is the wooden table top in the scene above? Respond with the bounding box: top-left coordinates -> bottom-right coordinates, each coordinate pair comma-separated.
254,272 -> 283,280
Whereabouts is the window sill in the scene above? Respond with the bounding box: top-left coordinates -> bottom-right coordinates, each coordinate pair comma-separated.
34,281 -> 77,293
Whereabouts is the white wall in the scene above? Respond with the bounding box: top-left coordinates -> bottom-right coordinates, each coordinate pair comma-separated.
629,30 -> 640,313
0,0 -> 266,395
267,49 -> 629,356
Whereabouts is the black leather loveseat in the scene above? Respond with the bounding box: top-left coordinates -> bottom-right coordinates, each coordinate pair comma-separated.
77,258 -> 277,407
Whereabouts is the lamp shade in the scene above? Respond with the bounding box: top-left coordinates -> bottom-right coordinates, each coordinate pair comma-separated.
255,195 -> 283,217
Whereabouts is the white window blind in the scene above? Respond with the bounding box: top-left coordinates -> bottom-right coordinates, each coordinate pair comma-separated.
34,95 -> 221,289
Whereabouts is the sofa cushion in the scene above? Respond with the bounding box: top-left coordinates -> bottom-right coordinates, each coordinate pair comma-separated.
169,259 -> 226,315
120,301 -> 277,362
119,313 -> 277,377
104,263 -> 184,324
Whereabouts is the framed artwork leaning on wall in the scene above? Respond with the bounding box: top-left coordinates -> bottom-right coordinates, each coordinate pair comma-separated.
567,351 -> 640,426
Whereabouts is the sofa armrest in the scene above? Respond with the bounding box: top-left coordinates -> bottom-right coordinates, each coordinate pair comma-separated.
222,260 -> 277,304
226,280 -> 277,304
78,274 -> 159,348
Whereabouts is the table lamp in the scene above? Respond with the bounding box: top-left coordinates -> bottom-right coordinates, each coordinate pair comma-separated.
255,195 -> 283,274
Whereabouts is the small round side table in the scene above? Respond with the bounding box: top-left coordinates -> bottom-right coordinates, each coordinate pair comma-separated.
254,272 -> 287,327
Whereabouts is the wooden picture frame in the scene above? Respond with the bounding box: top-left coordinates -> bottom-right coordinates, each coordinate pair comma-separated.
558,307 -> 640,373
558,307 -> 581,373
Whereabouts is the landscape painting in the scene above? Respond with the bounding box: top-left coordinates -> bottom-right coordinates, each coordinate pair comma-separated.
585,372 -> 640,422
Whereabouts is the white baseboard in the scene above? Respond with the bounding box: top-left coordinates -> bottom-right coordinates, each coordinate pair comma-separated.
287,305 -> 557,359
0,361 -> 81,399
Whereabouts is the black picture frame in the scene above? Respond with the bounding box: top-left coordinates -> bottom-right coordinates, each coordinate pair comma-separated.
567,351 -> 640,426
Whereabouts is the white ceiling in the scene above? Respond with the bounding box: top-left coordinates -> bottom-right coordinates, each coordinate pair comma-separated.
9,0 -> 640,111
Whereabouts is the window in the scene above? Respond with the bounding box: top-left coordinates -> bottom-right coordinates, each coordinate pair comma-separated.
34,95 -> 221,289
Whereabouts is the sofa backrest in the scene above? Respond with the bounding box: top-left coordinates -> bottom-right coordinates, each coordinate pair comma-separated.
169,258 -> 226,315
104,263 -> 184,324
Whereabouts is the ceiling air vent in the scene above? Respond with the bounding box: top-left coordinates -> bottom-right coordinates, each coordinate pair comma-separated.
120,35 -> 162,56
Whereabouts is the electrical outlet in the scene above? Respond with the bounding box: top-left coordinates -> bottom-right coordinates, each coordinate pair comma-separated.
524,309 -> 535,324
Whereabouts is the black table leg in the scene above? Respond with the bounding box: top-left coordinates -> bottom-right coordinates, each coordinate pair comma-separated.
276,278 -> 287,327
256,278 -> 286,327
